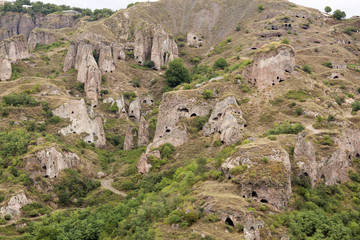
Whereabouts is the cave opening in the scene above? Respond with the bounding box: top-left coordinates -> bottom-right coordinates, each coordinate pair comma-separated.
225,217 -> 234,227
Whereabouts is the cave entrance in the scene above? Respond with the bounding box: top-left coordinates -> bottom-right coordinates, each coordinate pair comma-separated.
225,217 -> 234,227
252,191 -> 258,198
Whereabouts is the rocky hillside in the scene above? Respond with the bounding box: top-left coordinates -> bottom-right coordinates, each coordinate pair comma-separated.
0,0 -> 360,239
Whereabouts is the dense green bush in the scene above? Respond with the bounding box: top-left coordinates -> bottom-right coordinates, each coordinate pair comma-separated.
325,6 -> 332,13
264,122 -> 305,136
202,90 -> 213,99
333,9 -> 346,20
0,130 -> 30,158
213,58 -> 229,70
109,102 -> 119,113
302,64 -> 312,74
2,93 -> 39,107
165,58 -> 191,87
351,101 -> 360,112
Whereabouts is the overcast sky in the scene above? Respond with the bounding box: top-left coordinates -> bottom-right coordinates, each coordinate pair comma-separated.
32,0 -> 359,17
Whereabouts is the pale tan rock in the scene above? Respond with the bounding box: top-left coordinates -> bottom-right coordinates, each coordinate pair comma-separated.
28,29 -> 56,49
138,116 -> 150,147
99,45 -> 115,73
35,147 -> 80,178
128,98 -> 141,123
0,192 -> 32,218
123,127 -> 134,151
0,34 -> 30,63
137,150 -> 161,174
0,55 -> 11,81
244,45 -> 295,89
53,99 -> 106,148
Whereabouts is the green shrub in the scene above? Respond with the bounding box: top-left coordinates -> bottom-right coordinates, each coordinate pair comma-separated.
130,78 -> 140,88
264,121 -> 305,136
295,107 -> 304,116
317,135 -> 334,146
202,90 -> 213,99
144,60 -> 155,69
325,6 -> 332,13
109,102 -> 119,113
327,115 -> 335,122
49,116 -> 61,124
344,27 -> 357,35
302,64 -> 312,74
257,4 -> 265,12
351,101 -> 360,112
124,91 -> 137,102
230,165 -> 247,175
4,215 -> 11,221
281,38 -> 290,45
322,62 -> 333,68
3,93 -> 39,106
262,157 -> 269,164
213,58 -> 229,70
165,58 -> 191,87
159,143 -> 176,159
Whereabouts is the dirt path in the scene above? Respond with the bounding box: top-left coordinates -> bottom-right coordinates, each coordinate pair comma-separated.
101,179 -> 127,197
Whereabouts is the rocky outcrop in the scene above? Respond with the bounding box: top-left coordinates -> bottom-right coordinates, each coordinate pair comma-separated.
0,192 -> 32,218
244,45 -> 295,89
0,12 -> 78,42
294,130 -> 360,186
34,147 -> 80,178
150,26 -> 179,70
123,127 -> 134,151
222,140 -> 292,209
137,150 -> 161,174
28,29 -> 56,49
63,44 -> 78,72
128,98 -> 141,123
138,116 -> 150,147
150,92 -> 211,148
133,26 -> 178,69
0,13 -> 34,41
0,35 -> 30,62
0,55 -> 11,81
98,45 -> 116,73
244,212 -> 265,240
53,99 -> 106,148
203,96 -> 246,145
76,44 -> 101,105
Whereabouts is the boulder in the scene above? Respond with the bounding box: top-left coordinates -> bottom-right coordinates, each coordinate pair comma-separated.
28,29 -> 56,49
0,192 -> 32,218
123,127 -> 134,151
244,45 -> 295,89
150,91 -> 211,148
138,116 -> 150,147
98,45 -> 115,73
222,140 -> 292,209
203,96 -> 246,145
53,99 -> 106,148
34,147 -> 80,178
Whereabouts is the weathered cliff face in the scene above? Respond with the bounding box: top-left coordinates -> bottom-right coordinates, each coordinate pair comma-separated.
123,127 -> 134,151
0,13 -> 34,41
128,98 -> 141,123
0,192 -> 32,218
150,26 -> 179,70
222,140 -> 292,209
0,12 -> 78,42
53,99 -> 106,148
150,92 -> 211,148
294,130 -> 360,186
28,29 -> 56,49
30,147 -> 80,179
244,212 -> 265,240
133,26 -> 178,70
203,96 -> 246,145
245,45 -> 295,89
98,45 -> 116,73
0,35 -> 30,62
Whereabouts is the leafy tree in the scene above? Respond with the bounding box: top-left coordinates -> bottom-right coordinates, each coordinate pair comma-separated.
213,58 -> 229,70
333,9 -> 346,20
325,6 -> 332,13
165,58 -> 191,87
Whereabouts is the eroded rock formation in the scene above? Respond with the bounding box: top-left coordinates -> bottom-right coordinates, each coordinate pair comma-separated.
0,192 -> 32,218
34,147 -> 80,178
244,45 -> 295,89
138,116 -> 150,147
203,96 -> 246,145
28,29 -> 56,49
150,92 -> 211,148
222,140 -> 292,209
137,150 -> 161,174
0,55 -> 11,81
294,130 -> 360,186
123,127 -> 134,151
53,99 -> 106,148
0,34 -> 30,62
